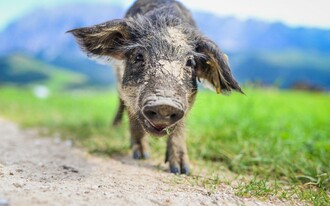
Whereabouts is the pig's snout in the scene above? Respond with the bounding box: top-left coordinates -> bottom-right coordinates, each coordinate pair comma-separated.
142,102 -> 184,131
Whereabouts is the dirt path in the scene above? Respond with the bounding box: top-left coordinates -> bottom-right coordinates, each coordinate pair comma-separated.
0,118 -> 301,206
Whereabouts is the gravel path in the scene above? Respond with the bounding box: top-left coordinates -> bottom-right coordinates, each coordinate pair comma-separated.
0,118 -> 301,206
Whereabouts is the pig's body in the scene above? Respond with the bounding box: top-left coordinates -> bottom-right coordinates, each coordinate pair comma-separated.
69,0 -> 243,174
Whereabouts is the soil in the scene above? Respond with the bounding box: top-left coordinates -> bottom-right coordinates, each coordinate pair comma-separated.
0,118 -> 303,206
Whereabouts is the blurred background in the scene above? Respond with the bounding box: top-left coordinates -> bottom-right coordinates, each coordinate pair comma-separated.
1,0 -> 329,93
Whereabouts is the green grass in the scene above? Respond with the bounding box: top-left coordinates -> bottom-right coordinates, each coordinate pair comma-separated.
0,86 -> 329,205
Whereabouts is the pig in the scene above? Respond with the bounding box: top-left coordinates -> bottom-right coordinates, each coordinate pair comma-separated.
68,0 -> 243,174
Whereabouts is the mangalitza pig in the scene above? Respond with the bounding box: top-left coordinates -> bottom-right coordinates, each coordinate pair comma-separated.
68,0 -> 243,174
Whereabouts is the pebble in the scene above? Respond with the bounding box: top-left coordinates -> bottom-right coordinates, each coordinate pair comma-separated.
13,183 -> 23,188
15,169 -> 23,173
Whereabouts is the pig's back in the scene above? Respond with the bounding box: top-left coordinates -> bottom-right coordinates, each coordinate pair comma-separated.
125,0 -> 196,27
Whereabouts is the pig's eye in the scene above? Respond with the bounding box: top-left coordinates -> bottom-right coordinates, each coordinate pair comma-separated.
186,58 -> 196,67
134,53 -> 144,63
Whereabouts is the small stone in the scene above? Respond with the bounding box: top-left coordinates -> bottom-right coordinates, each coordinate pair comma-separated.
62,165 -> 79,173
15,169 -> 23,173
13,183 -> 23,188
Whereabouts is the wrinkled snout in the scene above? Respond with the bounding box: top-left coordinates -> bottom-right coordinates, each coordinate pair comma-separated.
142,101 -> 184,132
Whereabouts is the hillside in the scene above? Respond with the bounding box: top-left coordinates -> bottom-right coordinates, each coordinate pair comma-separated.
231,51 -> 330,89
0,55 -> 86,91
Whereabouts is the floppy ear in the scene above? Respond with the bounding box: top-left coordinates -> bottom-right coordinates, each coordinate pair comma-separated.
67,19 -> 131,60
195,37 -> 244,94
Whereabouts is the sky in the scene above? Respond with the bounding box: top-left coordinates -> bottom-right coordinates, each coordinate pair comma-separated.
1,0 -> 330,31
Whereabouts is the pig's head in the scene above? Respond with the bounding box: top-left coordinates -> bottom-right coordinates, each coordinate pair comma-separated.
69,14 -> 243,136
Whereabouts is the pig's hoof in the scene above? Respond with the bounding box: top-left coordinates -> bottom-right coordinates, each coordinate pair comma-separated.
112,118 -> 122,127
180,166 -> 190,175
112,121 -> 121,127
133,151 -> 149,160
133,151 -> 140,159
170,164 -> 190,174
170,166 -> 180,174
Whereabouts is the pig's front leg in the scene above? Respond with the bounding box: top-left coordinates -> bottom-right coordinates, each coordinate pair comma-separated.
165,122 -> 190,174
129,114 -> 149,159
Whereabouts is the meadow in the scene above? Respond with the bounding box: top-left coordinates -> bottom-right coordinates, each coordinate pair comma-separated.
0,86 -> 329,205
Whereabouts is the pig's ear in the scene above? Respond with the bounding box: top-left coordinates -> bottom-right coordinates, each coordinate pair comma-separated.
67,19 -> 131,60
195,37 -> 244,94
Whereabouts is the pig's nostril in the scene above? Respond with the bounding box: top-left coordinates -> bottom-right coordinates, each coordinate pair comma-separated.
146,110 -> 157,118
169,110 -> 184,123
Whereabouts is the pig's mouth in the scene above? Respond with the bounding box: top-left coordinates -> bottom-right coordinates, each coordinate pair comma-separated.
138,113 -> 175,137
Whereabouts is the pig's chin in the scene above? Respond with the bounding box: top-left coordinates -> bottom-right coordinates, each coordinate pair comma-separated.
138,113 -> 175,137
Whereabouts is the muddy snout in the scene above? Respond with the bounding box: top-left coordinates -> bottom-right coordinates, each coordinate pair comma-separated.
142,100 -> 184,131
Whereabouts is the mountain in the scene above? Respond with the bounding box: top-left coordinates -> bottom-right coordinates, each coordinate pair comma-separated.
0,4 -> 124,59
193,13 -> 330,53
2,4 -> 330,55
0,3 -> 329,90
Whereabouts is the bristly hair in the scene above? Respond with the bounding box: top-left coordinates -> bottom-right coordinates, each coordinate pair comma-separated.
122,12 -> 203,60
